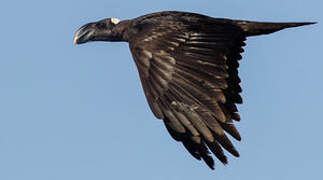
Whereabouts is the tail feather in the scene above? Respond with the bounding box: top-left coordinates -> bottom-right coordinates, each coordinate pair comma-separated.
233,21 -> 316,36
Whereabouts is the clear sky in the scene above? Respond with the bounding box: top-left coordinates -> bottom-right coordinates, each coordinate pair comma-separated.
0,0 -> 322,179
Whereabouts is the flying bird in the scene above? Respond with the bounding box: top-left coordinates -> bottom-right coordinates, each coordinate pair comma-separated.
73,11 -> 314,169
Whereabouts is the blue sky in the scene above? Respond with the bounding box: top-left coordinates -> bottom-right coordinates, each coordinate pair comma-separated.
0,0 -> 322,179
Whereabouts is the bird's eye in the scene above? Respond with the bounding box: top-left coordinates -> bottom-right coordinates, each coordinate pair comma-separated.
97,22 -> 106,29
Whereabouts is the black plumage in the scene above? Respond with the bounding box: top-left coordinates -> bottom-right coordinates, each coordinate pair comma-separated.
73,11 -> 315,170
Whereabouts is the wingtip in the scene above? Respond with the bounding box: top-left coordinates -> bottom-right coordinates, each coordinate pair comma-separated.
301,22 -> 317,25
290,22 -> 317,27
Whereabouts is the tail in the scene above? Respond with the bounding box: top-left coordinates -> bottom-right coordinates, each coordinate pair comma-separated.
233,20 -> 316,36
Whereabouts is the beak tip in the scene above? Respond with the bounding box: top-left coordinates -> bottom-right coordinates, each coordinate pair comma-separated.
73,24 -> 94,45
73,37 -> 78,45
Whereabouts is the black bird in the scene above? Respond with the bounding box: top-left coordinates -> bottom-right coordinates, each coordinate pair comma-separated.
73,11 -> 314,170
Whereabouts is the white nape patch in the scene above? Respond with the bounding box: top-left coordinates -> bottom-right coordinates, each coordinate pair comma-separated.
111,18 -> 120,24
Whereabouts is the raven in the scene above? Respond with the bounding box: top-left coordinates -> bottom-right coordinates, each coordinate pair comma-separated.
73,11 -> 314,169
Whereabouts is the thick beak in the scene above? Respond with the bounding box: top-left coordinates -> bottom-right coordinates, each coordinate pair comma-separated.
73,24 -> 96,45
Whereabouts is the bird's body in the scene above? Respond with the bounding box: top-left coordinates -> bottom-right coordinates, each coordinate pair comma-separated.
74,11 -> 314,170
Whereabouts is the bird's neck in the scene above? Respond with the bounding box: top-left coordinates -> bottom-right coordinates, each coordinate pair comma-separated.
112,20 -> 132,42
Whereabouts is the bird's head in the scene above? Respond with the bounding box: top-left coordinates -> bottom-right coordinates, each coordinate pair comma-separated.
73,18 -> 123,45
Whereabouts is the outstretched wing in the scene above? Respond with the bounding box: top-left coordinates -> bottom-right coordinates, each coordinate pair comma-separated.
128,14 -> 246,169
